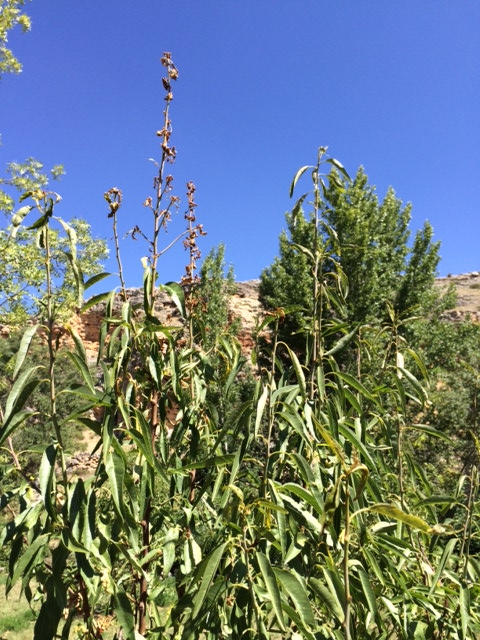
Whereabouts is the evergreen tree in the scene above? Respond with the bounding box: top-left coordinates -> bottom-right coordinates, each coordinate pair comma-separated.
193,243 -> 238,349
260,166 -> 441,351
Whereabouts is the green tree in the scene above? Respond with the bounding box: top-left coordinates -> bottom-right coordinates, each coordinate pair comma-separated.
260,164 -> 441,352
0,330 -> 83,473
0,215 -> 108,324
193,242 -> 238,350
323,167 -> 440,321
0,160 -> 107,323
408,315 -> 480,488
0,0 -> 31,79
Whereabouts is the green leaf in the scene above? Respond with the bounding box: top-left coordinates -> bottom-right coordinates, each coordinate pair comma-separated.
34,599 -> 62,640
310,576 -> 344,623
3,364 -> 42,425
396,366 -> 428,404
279,483 -> 323,516
326,157 -> 350,180
81,290 -> 114,312
283,344 -> 307,400
369,504 -> 431,533
38,444 -> 58,519
277,493 -> 322,535
8,533 -> 50,595
337,422 -> 377,472
12,324 -> 38,380
405,423 -> 453,443
163,527 -> 180,576
105,449 -> 126,521
162,281 -> 186,319
84,271 -> 111,290
330,371 -> 378,405
27,213 -> 49,230
255,384 -> 269,439
181,454 -> 235,470
356,566 -> 378,622
291,193 -> 307,223
289,165 -> 313,198
191,541 -> 227,619
460,586 -> 470,640
324,324 -> 358,357
428,538 -> 457,597
113,589 -> 136,639
65,322 -> 87,362
65,351 -> 94,392
274,567 -> 315,629
256,551 -> 286,631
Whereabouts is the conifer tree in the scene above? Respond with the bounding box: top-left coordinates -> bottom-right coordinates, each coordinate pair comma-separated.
260,166 -> 441,349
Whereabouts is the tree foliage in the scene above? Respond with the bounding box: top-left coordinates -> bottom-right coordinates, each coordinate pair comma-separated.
192,242 -> 238,350
259,163 -> 441,354
0,160 -> 107,324
0,0 -> 31,79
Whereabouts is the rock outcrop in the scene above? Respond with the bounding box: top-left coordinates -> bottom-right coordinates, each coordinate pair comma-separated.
3,274 -> 480,362
67,280 -> 263,361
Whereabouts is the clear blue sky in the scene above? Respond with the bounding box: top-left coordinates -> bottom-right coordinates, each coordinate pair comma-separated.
1,1 -> 479,287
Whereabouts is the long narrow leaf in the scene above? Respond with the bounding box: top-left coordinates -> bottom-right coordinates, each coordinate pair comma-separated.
369,504 -> 431,533
84,272 -> 111,290
191,542 -> 227,619
12,325 -> 38,380
2,365 -> 42,427
289,165 -> 313,197
256,551 -> 286,631
274,567 -> 315,629
428,538 -> 457,597
39,444 -> 58,519
310,576 -> 344,622
283,344 -> 307,400
113,589 -> 135,639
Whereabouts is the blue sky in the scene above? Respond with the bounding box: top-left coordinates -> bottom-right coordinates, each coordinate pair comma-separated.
1,1 -> 479,288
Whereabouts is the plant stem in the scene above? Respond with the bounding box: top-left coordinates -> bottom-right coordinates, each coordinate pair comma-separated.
44,222 -> 67,485
343,482 -> 352,640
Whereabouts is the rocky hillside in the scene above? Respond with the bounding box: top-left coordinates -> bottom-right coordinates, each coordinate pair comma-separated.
68,280 -> 263,361
435,271 -> 480,322
2,274 -> 478,362
65,273 -> 480,362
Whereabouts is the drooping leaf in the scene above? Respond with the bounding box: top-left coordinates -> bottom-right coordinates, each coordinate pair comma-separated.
38,444 -> 58,519
12,324 -> 38,380
369,504 -> 431,533
162,281 -> 186,319
256,551 -> 286,631
191,541 -> 227,619
326,157 -> 350,180
84,271 -> 111,290
2,365 -> 42,431
274,567 -> 315,629
289,165 -> 313,198
310,576 -> 344,623
113,589 -> 136,639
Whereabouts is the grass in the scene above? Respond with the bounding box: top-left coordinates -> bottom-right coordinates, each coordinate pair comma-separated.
0,574 -> 118,640
0,576 -> 36,640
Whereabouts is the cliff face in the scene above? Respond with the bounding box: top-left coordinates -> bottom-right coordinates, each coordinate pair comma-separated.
66,273 -> 480,361
68,280 -> 263,361
3,274 -> 479,362
435,272 -> 480,322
